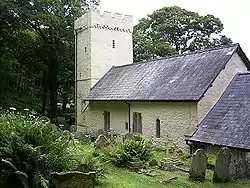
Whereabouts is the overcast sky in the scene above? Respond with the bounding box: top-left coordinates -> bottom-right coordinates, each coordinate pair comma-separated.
100,0 -> 250,58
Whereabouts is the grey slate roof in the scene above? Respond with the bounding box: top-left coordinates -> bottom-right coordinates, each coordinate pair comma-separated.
86,43 -> 250,101
186,73 -> 250,151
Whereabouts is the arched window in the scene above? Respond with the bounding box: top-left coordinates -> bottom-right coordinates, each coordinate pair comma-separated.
156,118 -> 160,138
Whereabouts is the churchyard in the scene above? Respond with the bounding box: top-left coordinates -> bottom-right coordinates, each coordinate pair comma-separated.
0,109 -> 250,188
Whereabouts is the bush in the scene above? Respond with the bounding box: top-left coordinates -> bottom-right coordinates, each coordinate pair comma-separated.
109,135 -> 153,167
0,109 -> 103,188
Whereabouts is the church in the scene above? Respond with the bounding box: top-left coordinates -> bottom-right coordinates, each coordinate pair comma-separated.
74,10 -> 250,151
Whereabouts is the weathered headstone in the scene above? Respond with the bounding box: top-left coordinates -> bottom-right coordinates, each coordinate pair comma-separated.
70,125 -> 77,132
189,149 -> 208,182
94,134 -> 110,149
213,147 -> 232,183
233,159 -> 248,180
124,133 -> 135,141
149,159 -> 158,166
127,157 -> 143,171
97,129 -> 104,136
49,171 -> 95,188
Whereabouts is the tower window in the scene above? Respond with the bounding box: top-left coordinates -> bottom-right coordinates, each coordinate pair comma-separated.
156,118 -> 160,138
112,40 -> 115,48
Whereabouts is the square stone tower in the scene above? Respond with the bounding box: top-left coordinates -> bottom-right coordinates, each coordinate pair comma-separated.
74,10 -> 133,128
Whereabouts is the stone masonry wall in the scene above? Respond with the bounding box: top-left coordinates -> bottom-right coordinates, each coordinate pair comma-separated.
81,101 -> 198,151
198,53 -> 248,122
74,10 -> 133,127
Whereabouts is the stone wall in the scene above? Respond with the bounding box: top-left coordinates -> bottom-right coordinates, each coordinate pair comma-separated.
198,53 -> 248,122
75,10 -> 133,127
79,101 -> 198,151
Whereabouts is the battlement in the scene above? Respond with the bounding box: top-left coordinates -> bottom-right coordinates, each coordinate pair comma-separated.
74,9 -> 133,33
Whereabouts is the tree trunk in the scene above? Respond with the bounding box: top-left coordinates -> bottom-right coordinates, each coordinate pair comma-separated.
41,69 -> 48,115
48,52 -> 58,120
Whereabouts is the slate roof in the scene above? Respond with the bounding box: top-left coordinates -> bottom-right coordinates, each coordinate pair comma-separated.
186,73 -> 250,151
86,43 -> 250,101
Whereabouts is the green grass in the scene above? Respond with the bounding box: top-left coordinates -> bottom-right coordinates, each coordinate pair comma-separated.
95,148 -> 249,188
96,165 -> 250,188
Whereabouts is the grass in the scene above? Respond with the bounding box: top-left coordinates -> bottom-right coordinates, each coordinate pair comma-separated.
95,149 -> 250,188
96,164 -> 250,188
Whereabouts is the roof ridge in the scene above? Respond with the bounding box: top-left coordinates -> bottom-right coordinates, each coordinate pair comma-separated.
113,43 -> 239,69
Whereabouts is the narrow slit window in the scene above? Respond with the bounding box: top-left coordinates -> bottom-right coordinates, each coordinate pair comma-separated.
84,46 -> 87,52
112,40 -> 115,48
104,111 -> 110,131
125,122 -> 128,130
156,118 -> 160,138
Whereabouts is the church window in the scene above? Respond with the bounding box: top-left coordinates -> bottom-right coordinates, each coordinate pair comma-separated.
133,112 -> 142,133
112,40 -> 115,48
125,122 -> 128,130
156,118 -> 160,138
104,111 -> 110,131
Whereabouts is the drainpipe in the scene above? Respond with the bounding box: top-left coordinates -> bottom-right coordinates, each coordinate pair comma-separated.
126,101 -> 131,132
74,30 -> 78,128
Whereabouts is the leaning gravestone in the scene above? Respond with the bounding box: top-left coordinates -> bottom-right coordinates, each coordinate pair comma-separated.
94,134 -> 110,149
189,149 -> 208,182
124,133 -> 135,141
213,147 -> 232,183
233,159 -> 248,180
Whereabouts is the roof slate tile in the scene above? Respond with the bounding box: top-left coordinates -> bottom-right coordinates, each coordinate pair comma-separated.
86,44 -> 249,101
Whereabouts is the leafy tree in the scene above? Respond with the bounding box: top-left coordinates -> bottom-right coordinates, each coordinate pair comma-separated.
133,6 -> 232,62
1,0 -> 99,118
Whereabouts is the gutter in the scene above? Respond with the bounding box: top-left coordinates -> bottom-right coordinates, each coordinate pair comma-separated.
74,29 -> 78,127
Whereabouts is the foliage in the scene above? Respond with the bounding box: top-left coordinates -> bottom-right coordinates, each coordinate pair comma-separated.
0,110 -> 103,188
133,6 -> 232,62
0,0 -> 99,118
109,136 -> 153,167
207,154 -> 216,170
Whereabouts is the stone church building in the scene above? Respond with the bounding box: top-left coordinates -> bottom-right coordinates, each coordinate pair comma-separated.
74,10 -> 250,150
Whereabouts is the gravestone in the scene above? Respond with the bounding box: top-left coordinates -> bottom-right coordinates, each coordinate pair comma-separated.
213,147 -> 232,183
94,134 -> 110,149
49,171 -> 95,188
233,159 -> 248,180
189,149 -> 208,182
149,159 -> 158,166
70,125 -> 77,132
97,129 -> 104,136
127,157 -> 143,171
124,133 -> 135,141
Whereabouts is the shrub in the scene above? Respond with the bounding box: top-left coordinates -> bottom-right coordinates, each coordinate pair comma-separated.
0,110 -> 103,188
110,135 -> 153,167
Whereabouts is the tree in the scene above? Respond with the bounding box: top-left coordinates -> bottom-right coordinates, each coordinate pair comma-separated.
133,6 -> 232,62
1,0 -> 99,119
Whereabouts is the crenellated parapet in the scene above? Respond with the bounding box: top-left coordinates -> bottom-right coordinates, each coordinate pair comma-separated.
74,9 -> 133,33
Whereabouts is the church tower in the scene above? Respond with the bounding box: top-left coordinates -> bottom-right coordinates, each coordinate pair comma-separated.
74,10 -> 133,128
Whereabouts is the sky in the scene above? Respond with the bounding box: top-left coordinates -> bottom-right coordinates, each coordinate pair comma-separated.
100,0 -> 250,58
